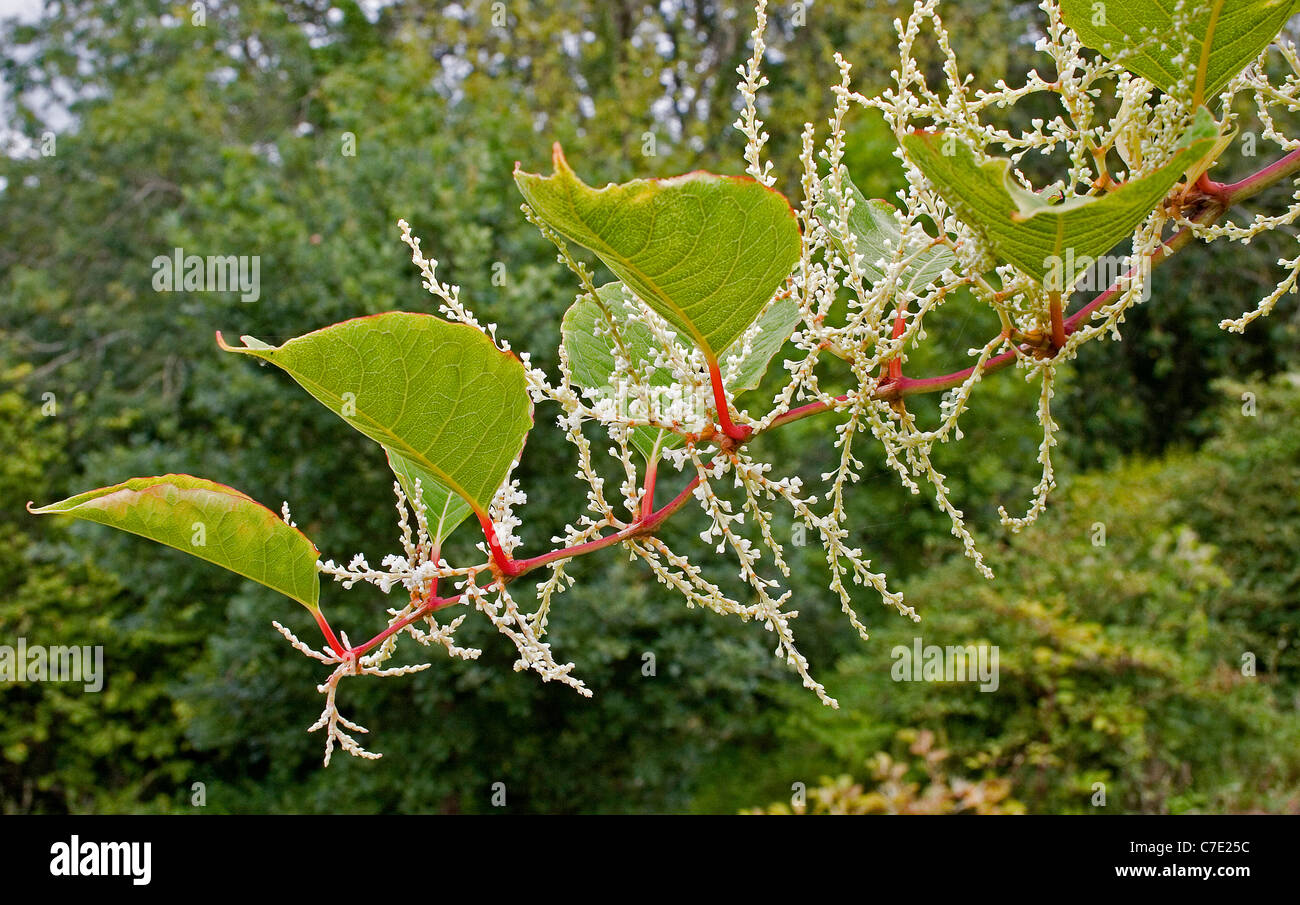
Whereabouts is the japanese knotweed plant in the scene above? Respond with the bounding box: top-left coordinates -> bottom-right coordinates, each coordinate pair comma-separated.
30,0 -> 1300,764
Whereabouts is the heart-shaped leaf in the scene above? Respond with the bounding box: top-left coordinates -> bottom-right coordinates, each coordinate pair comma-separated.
515,144 -> 802,364
901,108 -> 1220,284
722,295 -> 802,395
817,173 -> 956,291
28,475 -> 321,610
562,283 -> 683,462
1060,0 -> 1300,104
562,283 -> 800,461
385,447 -> 474,543
219,312 -> 532,518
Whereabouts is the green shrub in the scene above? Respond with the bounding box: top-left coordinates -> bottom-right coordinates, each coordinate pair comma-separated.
701,377 -> 1300,814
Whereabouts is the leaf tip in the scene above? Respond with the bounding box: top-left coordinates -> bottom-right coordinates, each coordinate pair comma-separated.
514,143 -> 575,185
217,332 -> 275,354
551,141 -> 572,176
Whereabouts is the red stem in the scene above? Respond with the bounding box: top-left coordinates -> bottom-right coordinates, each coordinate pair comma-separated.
1048,292 -> 1066,351
887,301 -> 908,381
313,609 -> 348,659
337,460 -> 707,657
428,539 -> 441,598
1195,171 -> 1224,196
641,457 -> 658,521
770,203 -> 1231,430
509,474 -> 702,576
346,592 -> 464,659
770,246 -> 1168,430
707,358 -> 751,442
1217,146 -> 1300,200
478,512 -> 523,578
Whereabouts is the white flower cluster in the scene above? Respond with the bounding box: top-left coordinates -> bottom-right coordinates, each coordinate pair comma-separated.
304,477 -> 585,764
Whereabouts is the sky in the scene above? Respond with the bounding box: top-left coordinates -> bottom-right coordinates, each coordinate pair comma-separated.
0,0 -> 42,23
0,0 -> 51,159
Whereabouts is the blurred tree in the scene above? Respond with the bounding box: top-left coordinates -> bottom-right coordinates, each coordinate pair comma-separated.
0,370 -> 201,813
746,729 -> 1024,814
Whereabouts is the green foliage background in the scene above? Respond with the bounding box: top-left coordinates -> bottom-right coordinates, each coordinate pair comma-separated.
1,0 -> 1296,813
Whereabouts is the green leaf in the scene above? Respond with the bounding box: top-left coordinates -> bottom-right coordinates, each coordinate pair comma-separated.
219,312 -> 532,517
28,475 -> 321,611
901,109 -> 1221,284
817,173 -> 956,291
1060,0 -> 1300,104
561,282 -> 681,462
515,144 -> 802,363
385,447 -> 474,544
722,295 -> 802,394
561,283 -> 800,461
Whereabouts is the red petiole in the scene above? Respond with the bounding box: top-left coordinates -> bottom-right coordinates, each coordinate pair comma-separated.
641,455 -> 658,521
707,358 -> 752,443
478,512 -> 523,578
313,609 -> 348,659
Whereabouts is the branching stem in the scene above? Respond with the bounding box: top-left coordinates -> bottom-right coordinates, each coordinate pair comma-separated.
318,141 -> 1300,664
347,592 -> 464,659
